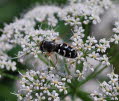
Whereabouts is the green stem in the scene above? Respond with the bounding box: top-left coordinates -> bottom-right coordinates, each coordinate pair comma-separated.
38,54 -> 56,67
64,58 -> 70,75
78,66 -> 107,86
75,90 -> 92,101
49,60 -> 55,67
38,54 -> 49,65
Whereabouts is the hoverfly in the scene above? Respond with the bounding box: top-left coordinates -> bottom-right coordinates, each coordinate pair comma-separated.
40,40 -> 77,58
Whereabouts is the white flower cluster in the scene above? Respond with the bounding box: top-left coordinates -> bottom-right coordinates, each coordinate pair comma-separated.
60,0 -> 113,71
24,6 -> 61,27
91,72 -> 119,101
0,34 -> 17,72
113,21 -> 119,34
0,51 -> 16,71
0,39 -> 12,51
60,0 -> 113,26
1,6 -> 60,58
17,69 -> 68,101
0,0 -> 115,78
2,19 -> 35,43
111,21 -> 119,44
0,0 -> 114,60
70,35 -> 111,72
85,0 -> 113,10
16,28 -> 59,58
2,5 -> 61,42
0,0 -> 119,100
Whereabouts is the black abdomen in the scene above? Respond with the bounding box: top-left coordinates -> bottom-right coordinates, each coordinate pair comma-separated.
55,43 -> 77,58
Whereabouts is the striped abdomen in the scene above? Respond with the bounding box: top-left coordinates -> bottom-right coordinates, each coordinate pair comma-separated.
55,43 -> 77,58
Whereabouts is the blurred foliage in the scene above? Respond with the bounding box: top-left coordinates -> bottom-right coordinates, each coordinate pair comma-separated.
0,0 -> 67,28
108,44 -> 119,74
0,78 -> 17,101
0,0 -> 119,101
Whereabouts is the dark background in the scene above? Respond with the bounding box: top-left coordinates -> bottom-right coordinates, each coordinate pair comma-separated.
0,0 -> 68,28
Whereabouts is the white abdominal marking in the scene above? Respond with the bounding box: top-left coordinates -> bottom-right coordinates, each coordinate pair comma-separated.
58,49 -> 60,53
69,52 -> 71,57
63,50 -> 66,56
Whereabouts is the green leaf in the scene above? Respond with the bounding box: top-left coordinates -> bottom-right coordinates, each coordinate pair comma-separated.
75,90 -> 92,101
